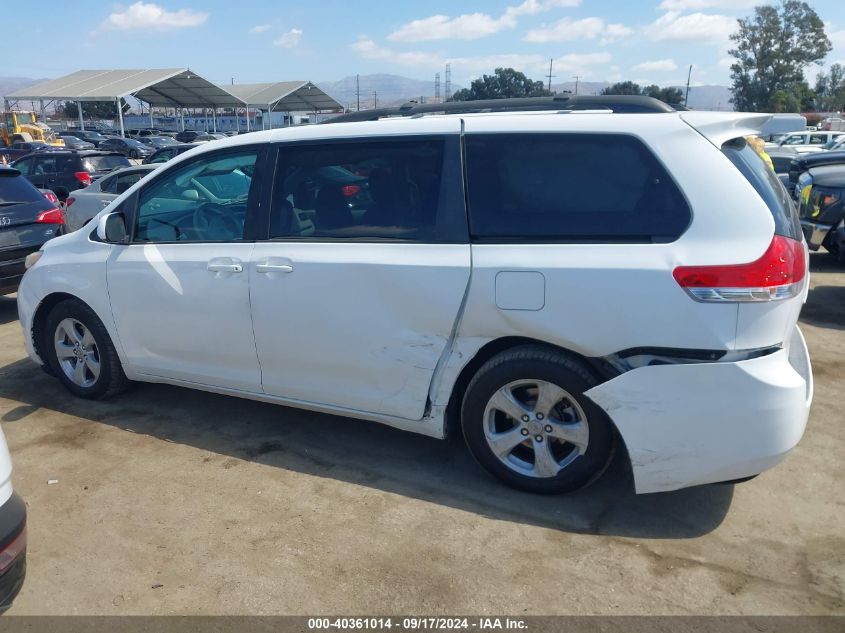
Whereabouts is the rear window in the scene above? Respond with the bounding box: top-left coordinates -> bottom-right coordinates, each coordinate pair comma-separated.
465,133 -> 691,242
82,155 -> 132,172
722,138 -> 801,240
0,172 -> 43,204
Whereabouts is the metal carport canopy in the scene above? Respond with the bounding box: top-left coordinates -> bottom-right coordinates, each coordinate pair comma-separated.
225,81 -> 343,111
6,68 -> 244,106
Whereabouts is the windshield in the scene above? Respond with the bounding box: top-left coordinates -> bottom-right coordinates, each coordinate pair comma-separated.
124,139 -> 147,148
14,112 -> 36,125
148,136 -> 176,145
83,155 -> 132,172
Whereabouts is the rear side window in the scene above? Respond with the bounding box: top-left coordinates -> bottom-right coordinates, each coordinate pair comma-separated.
0,173 -> 43,203
722,138 -> 801,240
465,133 -> 691,242
83,155 -> 131,172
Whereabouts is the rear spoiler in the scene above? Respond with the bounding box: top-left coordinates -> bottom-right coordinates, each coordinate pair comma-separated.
680,112 -> 773,147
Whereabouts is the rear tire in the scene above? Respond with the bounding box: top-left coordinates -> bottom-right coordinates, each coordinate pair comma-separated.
43,298 -> 129,399
461,345 -> 616,494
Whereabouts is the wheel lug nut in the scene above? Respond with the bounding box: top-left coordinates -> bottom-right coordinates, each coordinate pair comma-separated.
521,415 -> 530,422
536,413 -> 544,420
535,435 -> 543,442
521,428 -> 529,436
544,425 -> 553,433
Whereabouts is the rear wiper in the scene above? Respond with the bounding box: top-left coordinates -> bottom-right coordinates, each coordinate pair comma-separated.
0,201 -> 29,207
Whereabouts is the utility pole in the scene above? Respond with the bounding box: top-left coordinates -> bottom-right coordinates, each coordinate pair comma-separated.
546,59 -> 555,93
685,65 -> 693,107
435,72 -> 441,103
572,75 -> 582,95
356,74 -> 360,111
444,63 -> 452,102
373,91 -> 378,108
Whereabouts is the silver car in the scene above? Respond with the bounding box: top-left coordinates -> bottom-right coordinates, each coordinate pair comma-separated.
64,164 -> 158,232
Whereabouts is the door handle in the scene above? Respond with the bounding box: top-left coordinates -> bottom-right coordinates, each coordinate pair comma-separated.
207,262 -> 243,273
256,263 -> 293,274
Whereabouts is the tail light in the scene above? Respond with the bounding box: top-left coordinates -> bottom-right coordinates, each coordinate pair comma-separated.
36,207 -> 65,224
42,190 -> 59,205
74,171 -> 92,186
341,184 -> 361,197
673,236 -> 806,302
65,196 -> 75,208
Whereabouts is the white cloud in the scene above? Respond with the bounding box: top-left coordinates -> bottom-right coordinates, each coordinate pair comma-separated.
387,0 -> 581,42
274,28 -> 303,48
658,0 -> 756,9
644,11 -> 736,44
524,17 -> 632,44
350,37 -> 610,78
99,1 -> 208,31
250,24 -> 271,34
632,59 -> 678,72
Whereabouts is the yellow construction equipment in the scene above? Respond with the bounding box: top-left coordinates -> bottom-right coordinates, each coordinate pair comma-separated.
1,111 -> 64,147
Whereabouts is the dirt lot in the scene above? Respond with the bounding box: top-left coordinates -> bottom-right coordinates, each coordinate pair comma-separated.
1,253 -> 843,615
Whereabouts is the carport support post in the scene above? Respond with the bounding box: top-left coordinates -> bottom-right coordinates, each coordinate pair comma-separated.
77,100 -> 85,131
246,106 -> 250,132
212,107 -> 217,133
149,104 -> 154,129
117,97 -> 125,138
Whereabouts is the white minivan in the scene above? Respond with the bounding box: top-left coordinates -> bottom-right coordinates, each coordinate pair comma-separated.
17,96 -> 813,495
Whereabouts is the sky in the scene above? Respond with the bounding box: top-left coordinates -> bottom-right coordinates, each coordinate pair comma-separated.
10,0 -> 845,88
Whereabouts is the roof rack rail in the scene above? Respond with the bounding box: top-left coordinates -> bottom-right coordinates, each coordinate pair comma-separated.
322,95 -> 677,124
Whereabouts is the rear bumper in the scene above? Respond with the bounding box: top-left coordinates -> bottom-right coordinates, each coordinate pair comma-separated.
586,326 -> 813,494
801,219 -> 832,251
0,493 -> 26,612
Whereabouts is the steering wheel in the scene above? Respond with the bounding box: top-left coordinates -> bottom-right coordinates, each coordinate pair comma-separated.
192,203 -> 241,240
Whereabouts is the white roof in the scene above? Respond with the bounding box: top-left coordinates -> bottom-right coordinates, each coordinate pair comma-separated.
225,81 -> 343,112
7,69 -> 243,107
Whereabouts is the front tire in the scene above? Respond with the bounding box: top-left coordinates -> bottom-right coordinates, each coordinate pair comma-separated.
461,345 -> 616,494
43,299 -> 128,399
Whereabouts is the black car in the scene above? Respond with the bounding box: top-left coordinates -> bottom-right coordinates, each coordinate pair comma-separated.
11,151 -> 132,201
0,166 -> 65,294
97,137 -> 153,159
174,130 -> 205,143
59,130 -> 108,147
139,135 -> 178,150
143,143 -> 201,164
787,150 -> 845,197
798,164 -> 845,263
0,141 -> 56,163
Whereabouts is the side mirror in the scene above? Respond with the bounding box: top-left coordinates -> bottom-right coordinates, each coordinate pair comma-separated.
97,212 -> 128,243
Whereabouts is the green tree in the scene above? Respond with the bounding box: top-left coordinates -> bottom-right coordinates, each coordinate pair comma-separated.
600,81 -> 643,96
60,100 -> 130,120
814,63 -> 845,111
601,82 -> 684,105
729,1 -> 831,112
451,67 -> 551,101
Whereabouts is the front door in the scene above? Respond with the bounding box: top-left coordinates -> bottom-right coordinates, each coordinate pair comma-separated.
249,130 -> 470,420
107,147 -> 266,391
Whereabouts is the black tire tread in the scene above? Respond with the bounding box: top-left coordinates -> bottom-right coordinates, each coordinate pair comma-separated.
461,344 -> 617,494
44,298 -> 129,400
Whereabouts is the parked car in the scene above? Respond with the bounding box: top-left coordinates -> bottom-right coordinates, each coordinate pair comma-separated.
767,148 -> 798,189
126,129 -> 162,139
174,130 -> 205,143
798,164 -> 845,262
0,141 -> 54,163
97,137 -> 153,160
11,150 -> 132,201
138,136 -> 178,150
64,164 -> 157,232
59,130 -> 108,147
787,150 -> 845,199
768,130 -> 844,153
1,165 -> 65,295
17,98 -> 813,496
142,143 -> 200,164
58,135 -> 94,150
0,421 -> 26,611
